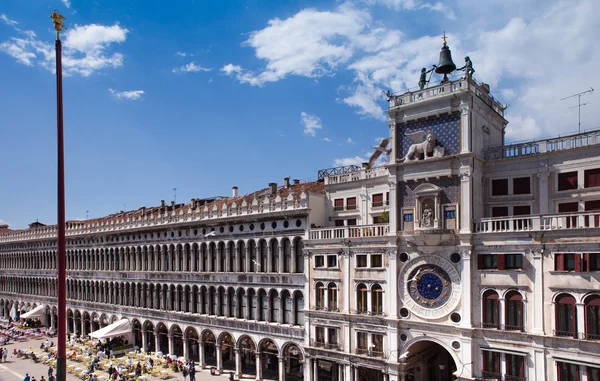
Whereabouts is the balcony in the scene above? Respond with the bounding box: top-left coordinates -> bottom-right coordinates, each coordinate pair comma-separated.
473,211 -> 600,233
308,224 -> 389,240
322,166 -> 388,185
484,129 -> 600,160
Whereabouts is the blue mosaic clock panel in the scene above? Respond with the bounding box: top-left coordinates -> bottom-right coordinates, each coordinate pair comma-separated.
407,264 -> 452,309
397,113 -> 461,158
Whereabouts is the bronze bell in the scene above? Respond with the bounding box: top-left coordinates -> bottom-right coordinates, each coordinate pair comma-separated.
435,44 -> 456,82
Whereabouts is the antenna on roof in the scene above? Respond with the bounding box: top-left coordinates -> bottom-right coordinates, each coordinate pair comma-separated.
173,188 -> 177,204
560,87 -> 594,133
86,210 -> 89,219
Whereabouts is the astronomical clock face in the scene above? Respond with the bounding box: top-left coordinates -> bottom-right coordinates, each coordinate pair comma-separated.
398,256 -> 461,319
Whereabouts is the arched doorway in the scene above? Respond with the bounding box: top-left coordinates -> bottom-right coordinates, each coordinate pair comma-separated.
171,325 -> 184,357
400,340 -> 457,381
157,323 -> 169,354
238,336 -> 256,377
67,309 -> 74,334
44,306 -> 51,328
202,330 -> 217,367
259,339 -> 279,379
52,307 -> 58,330
74,310 -> 82,336
132,320 -> 142,349
91,313 -> 100,332
185,327 -> 199,361
82,312 -> 91,336
143,321 -> 155,353
283,343 -> 303,380
219,333 -> 235,372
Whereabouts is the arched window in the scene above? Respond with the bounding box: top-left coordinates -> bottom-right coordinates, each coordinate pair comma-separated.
555,293 -> 577,338
372,284 -> 384,315
584,294 -> 600,340
315,282 -> 325,310
294,291 -> 305,325
327,283 -> 338,311
505,290 -> 523,331
482,290 -> 499,329
357,283 -> 368,314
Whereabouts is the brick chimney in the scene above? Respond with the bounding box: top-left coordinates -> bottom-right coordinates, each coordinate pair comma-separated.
190,199 -> 197,209
160,200 -> 166,207
293,179 -> 300,185
269,182 -> 277,195
232,186 -> 239,197
284,177 -> 291,188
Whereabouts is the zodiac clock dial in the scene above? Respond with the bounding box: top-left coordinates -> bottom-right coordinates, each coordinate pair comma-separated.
399,255 -> 461,319
407,265 -> 452,308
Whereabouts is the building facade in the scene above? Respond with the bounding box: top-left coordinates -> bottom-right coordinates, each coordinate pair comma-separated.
2,78 -> 600,381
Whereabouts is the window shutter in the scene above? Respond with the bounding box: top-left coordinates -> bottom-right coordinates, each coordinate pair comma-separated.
583,253 -> 590,272
555,254 -> 564,271
497,254 -> 505,270
574,254 -> 581,272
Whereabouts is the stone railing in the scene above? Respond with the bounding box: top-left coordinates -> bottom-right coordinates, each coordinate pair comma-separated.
0,193 -> 310,243
389,78 -> 505,117
308,224 -> 389,240
484,129 -> 600,160
325,166 -> 388,185
473,211 -> 600,233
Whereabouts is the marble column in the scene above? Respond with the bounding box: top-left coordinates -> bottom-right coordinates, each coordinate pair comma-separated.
576,303 -> 586,337
168,333 -> 174,356
154,333 -> 160,356
235,348 -> 242,379
183,336 -> 189,360
216,345 -> 223,372
141,328 -> 147,353
532,251 -> 544,334
290,245 -> 296,274
199,342 -> 205,368
313,359 -> 318,381
255,353 -> 263,381
278,356 -> 284,381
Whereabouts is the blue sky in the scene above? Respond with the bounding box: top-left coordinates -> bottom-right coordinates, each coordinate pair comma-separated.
1,0 -> 598,229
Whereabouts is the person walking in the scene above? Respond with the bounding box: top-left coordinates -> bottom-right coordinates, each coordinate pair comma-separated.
188,360 -> 196,381
182,363 -> 189,381
47,367 -> 53,380
23,374 -> 30,381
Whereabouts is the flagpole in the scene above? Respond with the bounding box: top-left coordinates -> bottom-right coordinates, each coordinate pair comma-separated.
51,10 -> 67,381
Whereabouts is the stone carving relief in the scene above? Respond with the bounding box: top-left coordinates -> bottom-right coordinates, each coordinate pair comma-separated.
400,131 -> 445,162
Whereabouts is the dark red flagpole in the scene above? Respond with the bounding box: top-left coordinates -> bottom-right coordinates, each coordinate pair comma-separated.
51,10 -> 67,381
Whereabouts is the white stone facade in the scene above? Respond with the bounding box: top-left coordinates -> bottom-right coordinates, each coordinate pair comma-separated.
1,78 -> 600,381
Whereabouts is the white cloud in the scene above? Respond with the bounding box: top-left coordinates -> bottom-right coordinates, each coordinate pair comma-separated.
109,88 -> 145,100
208,77 -> 213,83
0,219 -> 9,227
504,114 -> 542,143
175,51 -> 187,57
361,0 -> 456,19
323,137 -> 332,142
61,0 -> 72,8
346,137 -> 355,144
300,112 -> 323,137
0,22 -> 129,77
172,62 -> 211,74
333,156 -> 367,166
374,136 -> 386,142
0,14 -> 17,26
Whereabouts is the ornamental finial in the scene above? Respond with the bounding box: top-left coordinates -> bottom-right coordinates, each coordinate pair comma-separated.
442,31 -> 447,46
50,10 -> 66,40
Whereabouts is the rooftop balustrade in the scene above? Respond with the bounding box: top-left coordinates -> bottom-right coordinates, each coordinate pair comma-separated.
308,224 -> 390,240
474,211 -> 600,233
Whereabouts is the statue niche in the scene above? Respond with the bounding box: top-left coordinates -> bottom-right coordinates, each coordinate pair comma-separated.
401,131 -> 445,163
413,183 -> 442,230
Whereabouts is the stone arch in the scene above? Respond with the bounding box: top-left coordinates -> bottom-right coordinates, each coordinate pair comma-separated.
282,342 -> 304,378
131,319 -> 142,349
156,322 -> 169,354
170,324 -> 184,357
400,337 -> 460,380
185,327 -> 199,361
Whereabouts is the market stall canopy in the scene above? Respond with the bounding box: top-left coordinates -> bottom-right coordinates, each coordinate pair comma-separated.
89,319 -> 131,339
20,305 -> 45,319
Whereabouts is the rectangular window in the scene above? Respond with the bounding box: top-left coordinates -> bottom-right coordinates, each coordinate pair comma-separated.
492,207 -> 509,217
505,254 -> 523,270
584,168 -> 600,188
557,361 -> 579,381
372,193 -> 384,207
335,219 -> 345,227
356,255 -> 367,268
346,197 -> 357,210
371,254 -> 383,268
334,199 -> 344,211
491,179 -> 509,196
347,218 -> 357,226
372,216 -> 380,224
506,354 -> 525,378
403,213 -> 414,222
586,253 -> 600,271
315,255 -> 325,268
478,254 -> 498,270
513,177 -> 531,194
328,328 -> 338,345
558,171 -> 578,191
554,253 -> 580,271
371,334 -> 383,356
356,332 -> 368,353
513,205 -> 531,216
315,327 -> 325,344
482,350 -> 500,376
327,255 -> 337,268
559,202 -> 579,213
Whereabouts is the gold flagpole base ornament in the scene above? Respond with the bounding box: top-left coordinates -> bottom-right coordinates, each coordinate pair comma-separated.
50,10 -> 66,40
